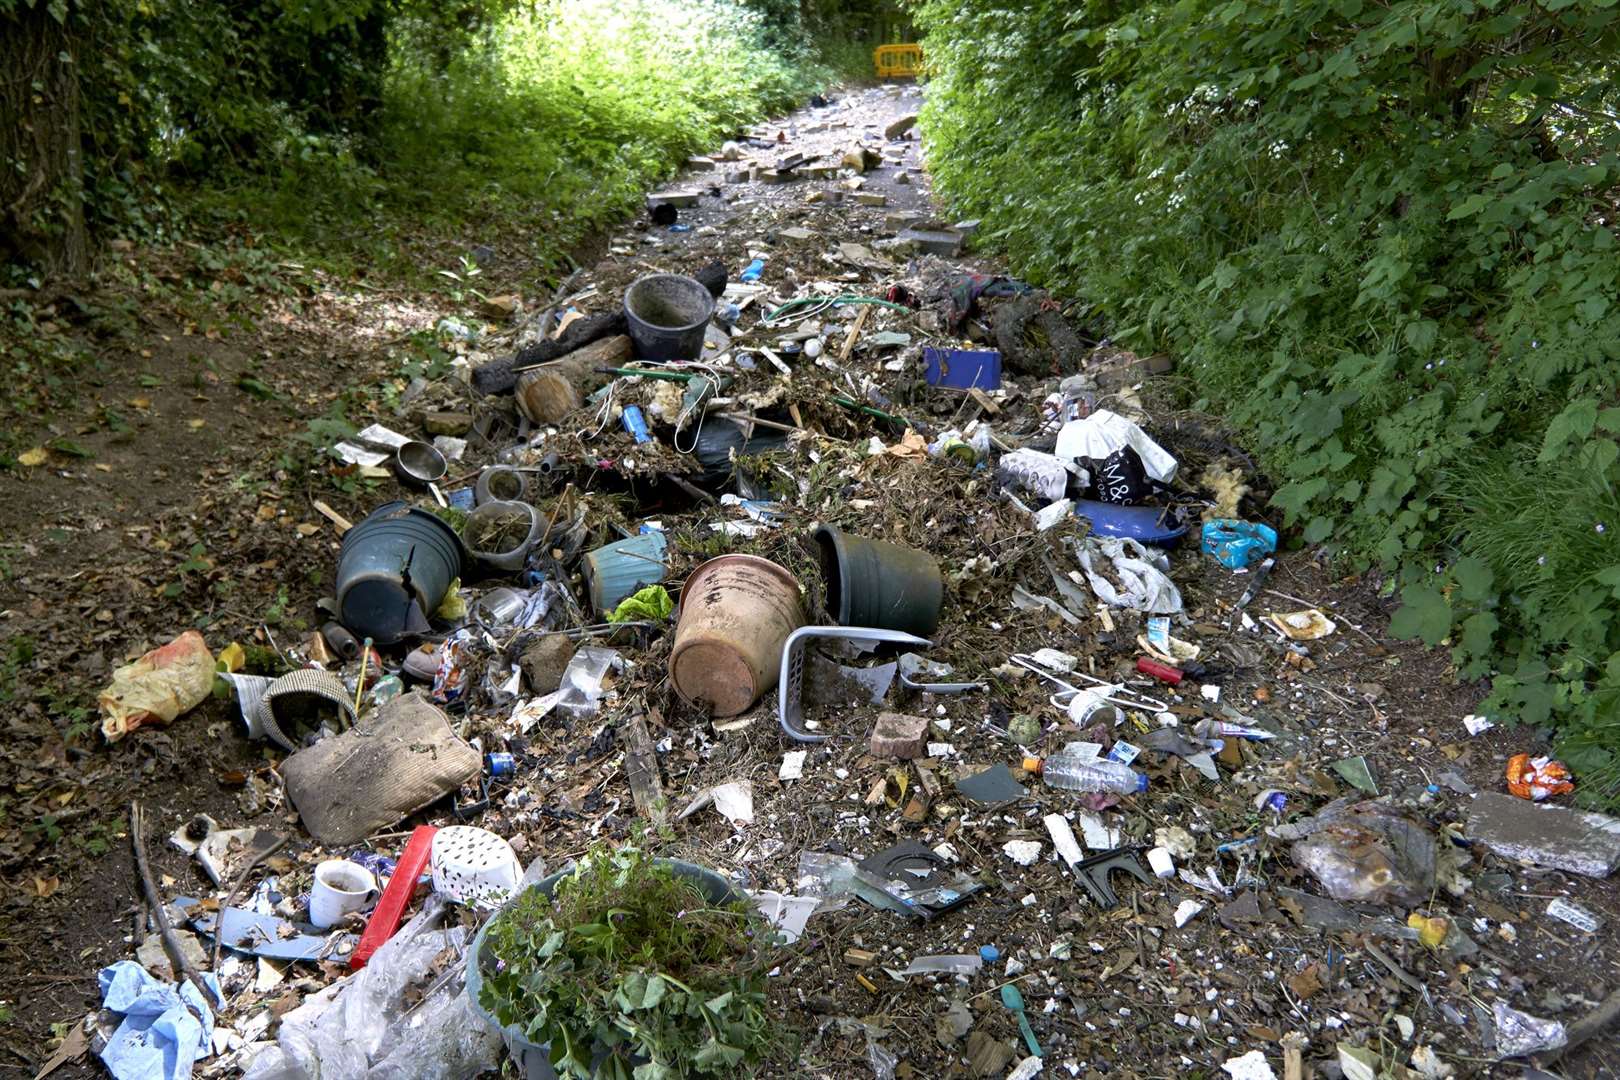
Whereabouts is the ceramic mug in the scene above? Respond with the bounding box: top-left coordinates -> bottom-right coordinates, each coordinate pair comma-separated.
309,859 -> 378,929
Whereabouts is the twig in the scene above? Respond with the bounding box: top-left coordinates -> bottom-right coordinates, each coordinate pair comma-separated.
130,801 -> 220,1006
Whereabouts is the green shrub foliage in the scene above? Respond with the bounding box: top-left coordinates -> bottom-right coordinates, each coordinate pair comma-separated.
9,0 -> 844,272
916,0 -> 1620,793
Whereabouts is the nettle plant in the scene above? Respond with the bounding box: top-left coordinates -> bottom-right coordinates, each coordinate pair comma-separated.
917,0 -> 1620,799
478,844 -> 777,1080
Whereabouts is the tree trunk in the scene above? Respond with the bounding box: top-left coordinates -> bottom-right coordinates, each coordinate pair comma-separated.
0,3 -> 87,277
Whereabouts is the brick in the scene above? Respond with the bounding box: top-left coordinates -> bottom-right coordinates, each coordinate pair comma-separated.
1467,791 -> 1620,878
855,192 -> 887,207
870,711 -> 930,759
422,411 -> 473,437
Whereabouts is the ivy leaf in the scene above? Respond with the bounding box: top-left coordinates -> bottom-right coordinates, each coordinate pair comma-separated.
691,1038 -> 745,1071
633,1065 -> 679,1080
1595,566 -> 1620,599
1390,584 -> 1450,645
1450,557 -> 1493,603
1538,398 -> 1598,462
614,971 -> 667,1011
1456,611 -> 1498,659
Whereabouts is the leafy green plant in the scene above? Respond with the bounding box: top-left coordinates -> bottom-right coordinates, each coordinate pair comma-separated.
917,0 -> 1620,803
478,844 -> 778,1080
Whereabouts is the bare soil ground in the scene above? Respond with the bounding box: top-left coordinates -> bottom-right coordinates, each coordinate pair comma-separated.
1,86 -> 1616,1080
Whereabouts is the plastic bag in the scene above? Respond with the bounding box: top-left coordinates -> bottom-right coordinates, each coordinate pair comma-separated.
1054,409 -> 1178,484
242,896 -> 473,1080
1506,754 -> 1574,801
1073,536 -> 1183,614
997,448 -> 1071,503
1274,798 -> 1435,905
99,630 -> 216,741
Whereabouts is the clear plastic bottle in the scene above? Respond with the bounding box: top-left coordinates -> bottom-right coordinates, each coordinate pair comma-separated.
1024,753 -> 1147,794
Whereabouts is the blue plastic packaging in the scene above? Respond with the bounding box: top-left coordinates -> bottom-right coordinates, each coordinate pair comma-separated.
1201,519 -> 1278,569
739,258 -> 766,283
621,404 -> 652,444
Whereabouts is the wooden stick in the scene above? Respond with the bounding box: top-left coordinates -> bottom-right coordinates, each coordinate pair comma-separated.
839,304 -> 873,363
130,801 -> 219,1006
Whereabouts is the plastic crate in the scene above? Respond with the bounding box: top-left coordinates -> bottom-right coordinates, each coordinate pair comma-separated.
874,43 -> 923,79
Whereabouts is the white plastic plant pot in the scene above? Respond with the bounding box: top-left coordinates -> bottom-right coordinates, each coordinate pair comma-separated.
431,826 -> 523,910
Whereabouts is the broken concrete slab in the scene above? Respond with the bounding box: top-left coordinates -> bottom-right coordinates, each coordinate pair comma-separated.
841,145 -> 882,173
686,156 -> 715,171
422,410 -> 473,437
885,210 -> 923,231
1467,791 -> 1620,878
778,227 -> 814,242
651,190 -> 701,208
870,711 -> 929,759
855,192 -> 887,207
897,227 -> 965,257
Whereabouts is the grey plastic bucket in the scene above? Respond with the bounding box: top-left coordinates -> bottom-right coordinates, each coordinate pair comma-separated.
623,273 -> 714,361
465,859 -> 741,1080
335,501 -> 464,644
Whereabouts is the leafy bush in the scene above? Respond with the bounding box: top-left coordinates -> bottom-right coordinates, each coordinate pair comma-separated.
916,0 -> 1620,799
478,845 -> 777,1079
171,0 -> 825,272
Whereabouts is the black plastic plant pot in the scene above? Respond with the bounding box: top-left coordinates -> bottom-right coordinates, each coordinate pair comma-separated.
814,524 -> 943,638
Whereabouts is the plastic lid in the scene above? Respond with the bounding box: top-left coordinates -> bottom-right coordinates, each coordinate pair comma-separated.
1134,772 -> 1149,793
1021,756 -> 1043,774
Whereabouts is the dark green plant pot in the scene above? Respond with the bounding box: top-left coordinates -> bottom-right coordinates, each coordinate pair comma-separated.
814,525 -> 943,638
465,859 -> 742,1080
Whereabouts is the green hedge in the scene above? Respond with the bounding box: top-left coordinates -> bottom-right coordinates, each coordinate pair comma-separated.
915,0 -> 1620,798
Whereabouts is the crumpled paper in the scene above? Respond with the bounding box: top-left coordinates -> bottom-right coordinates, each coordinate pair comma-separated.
97,960 -> 219,1080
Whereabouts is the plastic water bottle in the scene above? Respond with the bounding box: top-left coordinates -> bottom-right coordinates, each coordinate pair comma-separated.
739,258 -> 765,282
1023,753 -> 1147,794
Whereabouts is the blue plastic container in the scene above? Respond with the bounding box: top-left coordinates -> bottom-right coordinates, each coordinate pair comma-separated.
620,405 -> 652,444
581,531 -> 669,615
924,347 -> 1002,390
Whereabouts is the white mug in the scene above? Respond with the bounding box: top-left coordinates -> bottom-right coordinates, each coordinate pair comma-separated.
310,859 -> 378,929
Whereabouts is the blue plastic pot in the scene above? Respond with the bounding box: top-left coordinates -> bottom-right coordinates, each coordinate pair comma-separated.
581,531 -> 669,615
465,859 -> 742,1080
1075,500 -> 1190,547
335,502 -> 465,644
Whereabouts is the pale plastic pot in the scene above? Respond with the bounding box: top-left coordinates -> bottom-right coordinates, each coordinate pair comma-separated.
669,554 -> 804,716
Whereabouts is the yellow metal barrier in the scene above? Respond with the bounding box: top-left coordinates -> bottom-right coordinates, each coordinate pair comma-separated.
874,43 -> 923,80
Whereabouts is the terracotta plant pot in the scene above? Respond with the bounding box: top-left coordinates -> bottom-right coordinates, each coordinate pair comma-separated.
669,554 -> 804,716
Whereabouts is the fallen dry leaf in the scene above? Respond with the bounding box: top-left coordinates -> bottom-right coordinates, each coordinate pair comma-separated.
18,447 -> 48,467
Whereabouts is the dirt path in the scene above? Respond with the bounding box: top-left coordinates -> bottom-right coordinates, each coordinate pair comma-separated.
3,86 -> 1618,1080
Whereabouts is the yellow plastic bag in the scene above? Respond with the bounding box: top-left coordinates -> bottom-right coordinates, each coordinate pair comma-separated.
99,630 -> 216,741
